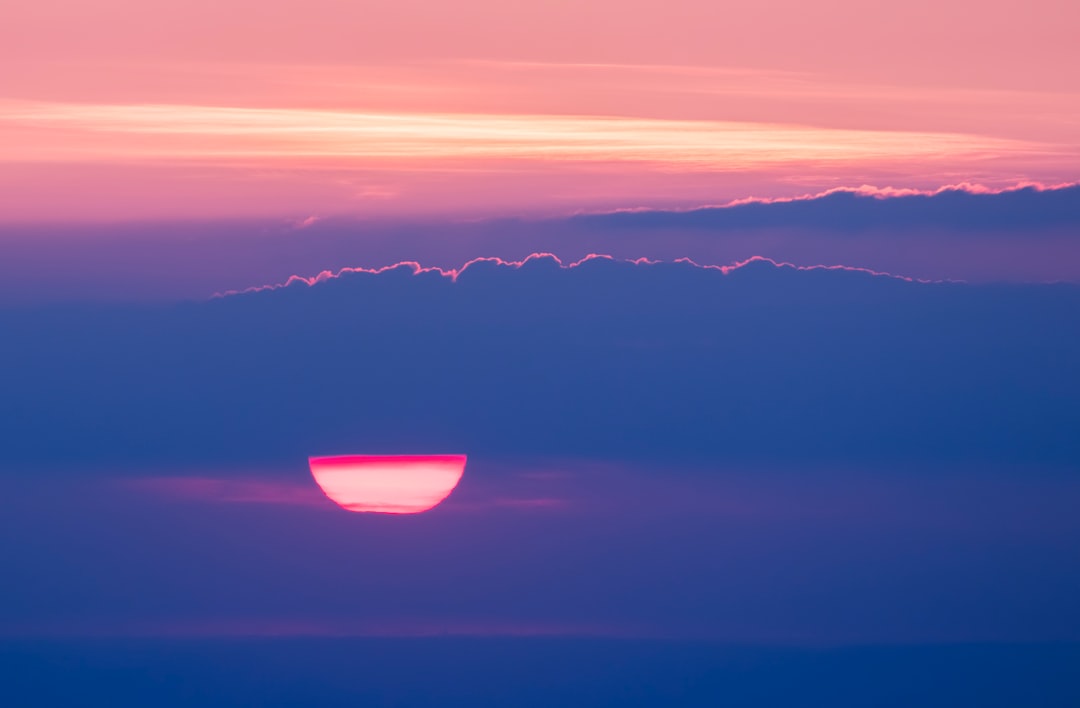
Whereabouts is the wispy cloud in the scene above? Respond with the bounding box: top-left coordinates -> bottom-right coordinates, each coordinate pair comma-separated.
0,100 -> 1033,169
0,617 -> 646,639
119,476 -> 329,508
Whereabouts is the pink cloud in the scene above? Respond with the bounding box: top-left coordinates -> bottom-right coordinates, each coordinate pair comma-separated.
120,476 -> 329,508
118,473 -> 570,516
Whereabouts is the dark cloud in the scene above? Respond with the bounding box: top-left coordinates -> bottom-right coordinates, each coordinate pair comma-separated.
2,256 -> 1080,654
571,183 -> 1080,231
3,183 -> 1079,303
2,255 -> 1077,471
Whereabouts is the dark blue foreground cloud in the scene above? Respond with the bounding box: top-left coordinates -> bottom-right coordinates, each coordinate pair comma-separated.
2,255 -> 1077,471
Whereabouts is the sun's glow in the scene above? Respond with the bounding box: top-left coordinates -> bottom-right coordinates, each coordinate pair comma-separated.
308,454 -> 467,514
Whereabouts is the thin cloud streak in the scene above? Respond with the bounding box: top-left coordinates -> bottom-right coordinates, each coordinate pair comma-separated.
0,618 -> 648,640
1,100 -> 1032,168
119,474 -> 570,514
5,96 -> 1071,221
120,476 -> 330,508
14,60 -> 1078,144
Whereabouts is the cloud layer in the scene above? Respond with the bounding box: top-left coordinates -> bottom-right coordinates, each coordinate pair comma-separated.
573,182 -> 1080,231
3,181 -> 1079,304
3,255 -> 1077,469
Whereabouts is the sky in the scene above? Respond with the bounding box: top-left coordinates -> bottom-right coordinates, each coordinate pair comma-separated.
2,0 -> 1079,221
2,2 -> 1079,705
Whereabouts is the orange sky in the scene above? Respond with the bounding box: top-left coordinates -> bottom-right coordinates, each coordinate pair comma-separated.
2,0 -> 1077,221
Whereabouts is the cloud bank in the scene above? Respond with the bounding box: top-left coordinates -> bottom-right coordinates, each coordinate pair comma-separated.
2,181 -> 1079,304
571,182 -> 1080,231
2,255 -> 1077,470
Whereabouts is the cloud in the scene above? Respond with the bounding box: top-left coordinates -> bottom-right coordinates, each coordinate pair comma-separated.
217,253 -> 928,297
119,476 -> 329,507
570,181 -> 1080,231
2,255 -> 1077,471
3,100 -> 1021,169
118,469 -> 570,514
0,617 -> 643,640
4,181 -> 1080,305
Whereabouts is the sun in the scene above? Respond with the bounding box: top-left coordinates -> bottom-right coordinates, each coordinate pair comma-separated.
308,454 -> 467,514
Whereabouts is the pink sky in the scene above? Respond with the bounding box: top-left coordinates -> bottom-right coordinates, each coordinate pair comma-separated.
2,0 -> 1077,221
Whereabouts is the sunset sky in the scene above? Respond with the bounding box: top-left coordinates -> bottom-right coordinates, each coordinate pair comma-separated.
2,3 -> 1079,705
2,0 -> 1078,220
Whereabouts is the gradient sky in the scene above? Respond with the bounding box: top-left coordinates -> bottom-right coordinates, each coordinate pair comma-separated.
2,0 -> 1078,220
2,5 -> 1079,705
